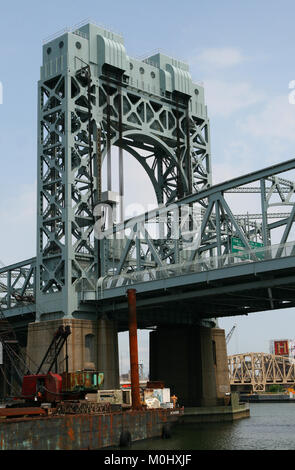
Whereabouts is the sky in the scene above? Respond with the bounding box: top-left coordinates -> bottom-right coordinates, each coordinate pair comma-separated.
1,0 -> 295,374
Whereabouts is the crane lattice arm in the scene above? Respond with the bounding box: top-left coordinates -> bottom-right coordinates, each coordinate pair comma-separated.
226,325 -> 237,344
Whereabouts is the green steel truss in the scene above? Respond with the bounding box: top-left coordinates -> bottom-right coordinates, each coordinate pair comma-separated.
97,158 -> 295,282
36,22 -> 211,319
1,158 -> 295,319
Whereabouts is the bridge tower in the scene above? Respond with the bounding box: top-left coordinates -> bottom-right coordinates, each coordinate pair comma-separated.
35,22 -> 211,320
26,21 -> 228,401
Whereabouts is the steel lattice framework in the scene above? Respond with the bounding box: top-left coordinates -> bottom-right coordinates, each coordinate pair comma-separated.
36,22 -> 211,319
97,159 -> 295,283
228,352 -> 295,392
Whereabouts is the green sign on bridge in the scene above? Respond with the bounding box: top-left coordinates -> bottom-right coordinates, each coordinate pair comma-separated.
231,236 -> 264,260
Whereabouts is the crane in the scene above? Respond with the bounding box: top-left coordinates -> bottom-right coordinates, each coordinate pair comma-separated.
0,308 -> 103,406
226,324 -> 237,344
0,308 -> 107,418
35,325 -> 71,375
0,305 -> 35,395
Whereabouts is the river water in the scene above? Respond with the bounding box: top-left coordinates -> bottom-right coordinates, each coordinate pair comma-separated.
129,403 -> 295,450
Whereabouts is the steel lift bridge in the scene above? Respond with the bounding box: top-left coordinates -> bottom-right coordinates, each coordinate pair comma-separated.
1,21 -> 295,358
228,352 -> 295,393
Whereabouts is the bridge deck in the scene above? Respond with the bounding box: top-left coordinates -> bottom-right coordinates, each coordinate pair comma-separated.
2,245 -> 295,330
79,252 -> 295,330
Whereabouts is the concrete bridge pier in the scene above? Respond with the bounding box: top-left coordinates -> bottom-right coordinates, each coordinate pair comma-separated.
26,317 -> 120,390
96,317 -> 120,390
149,326 -> 230,407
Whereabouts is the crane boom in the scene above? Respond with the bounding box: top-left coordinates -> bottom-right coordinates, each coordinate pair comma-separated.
226,324 -> 237,344
36,325 -> 71,374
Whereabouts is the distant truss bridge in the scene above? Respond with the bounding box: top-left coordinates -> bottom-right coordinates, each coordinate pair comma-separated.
228,352 -> 295,392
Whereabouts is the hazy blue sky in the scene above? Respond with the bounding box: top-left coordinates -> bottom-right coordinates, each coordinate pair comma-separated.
1,0 -> 295,374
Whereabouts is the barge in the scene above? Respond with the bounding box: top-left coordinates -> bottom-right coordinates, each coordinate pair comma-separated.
0,406 -> 183,450
240,392 -> 295,403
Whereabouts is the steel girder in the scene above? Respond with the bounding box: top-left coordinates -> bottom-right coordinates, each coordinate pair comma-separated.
80,252 -> 295,329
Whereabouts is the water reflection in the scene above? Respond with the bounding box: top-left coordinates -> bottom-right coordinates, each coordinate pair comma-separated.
128,403 -> 295,450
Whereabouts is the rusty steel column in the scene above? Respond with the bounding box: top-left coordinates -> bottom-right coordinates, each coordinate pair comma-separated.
127,288 -> 141,410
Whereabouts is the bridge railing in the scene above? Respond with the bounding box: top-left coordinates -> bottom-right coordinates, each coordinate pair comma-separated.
96,240 -> 295,292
